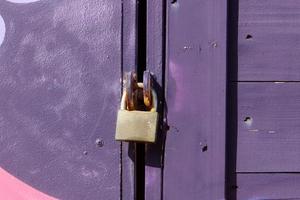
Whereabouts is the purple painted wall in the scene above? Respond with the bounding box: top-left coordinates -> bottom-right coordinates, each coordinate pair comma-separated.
0,1 -> 121,199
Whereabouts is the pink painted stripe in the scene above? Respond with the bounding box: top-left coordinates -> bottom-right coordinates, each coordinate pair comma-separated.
0,167 -> 58,200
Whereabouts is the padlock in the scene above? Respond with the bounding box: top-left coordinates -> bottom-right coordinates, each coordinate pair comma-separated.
115,82 -> 158,143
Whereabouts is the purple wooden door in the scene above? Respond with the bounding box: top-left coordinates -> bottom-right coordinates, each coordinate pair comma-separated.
3,0 -> 299,200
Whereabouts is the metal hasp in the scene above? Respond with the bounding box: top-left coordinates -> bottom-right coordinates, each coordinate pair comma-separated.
115,71 -> 158,143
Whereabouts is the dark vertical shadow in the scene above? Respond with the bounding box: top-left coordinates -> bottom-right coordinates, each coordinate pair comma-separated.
226,0 -> 239,199
160,1 -> 167,200
134,0 -> 147,200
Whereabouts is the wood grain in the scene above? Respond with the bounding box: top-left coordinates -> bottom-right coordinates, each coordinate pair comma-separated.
237,83 -> 300,172
121,0 -> 136,199
238,0 -> 300,81
145,1 -> 165,200
164,0 -> 227,199
237,173 -> 300,199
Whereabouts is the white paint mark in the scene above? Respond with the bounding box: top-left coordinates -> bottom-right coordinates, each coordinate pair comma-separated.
5,0 -> 41,3
244,116 -> 253,126
0,15 -> 5,47
81,167 -> 99,179
29,169 -> 41,175
274,81 -> 285,84
268,130 -> 276,134
171,1 -> 180,9
105,186 -> 118,191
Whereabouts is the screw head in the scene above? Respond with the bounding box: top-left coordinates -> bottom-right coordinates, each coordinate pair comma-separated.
95,138 -> 104,147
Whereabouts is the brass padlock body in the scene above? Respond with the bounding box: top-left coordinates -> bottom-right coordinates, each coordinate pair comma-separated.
115,110 -> 158,142
115,80 -> 158,143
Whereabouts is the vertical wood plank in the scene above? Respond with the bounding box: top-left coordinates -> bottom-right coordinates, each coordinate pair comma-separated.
145,1 -> 166,200
121,0 -> 137,199
164,0 -> 227,199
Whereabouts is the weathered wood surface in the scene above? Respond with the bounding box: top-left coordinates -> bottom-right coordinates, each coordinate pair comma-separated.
0,1 -> 121,199
164,0 -> 227,199
145,1 -> 165,200
237,173 -> 300,199
238,0 -> 300,81
237,83 -> 300,172
121,1 -> 136,200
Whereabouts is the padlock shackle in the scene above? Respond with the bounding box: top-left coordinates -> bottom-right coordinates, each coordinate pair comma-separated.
120,83 -> 157,112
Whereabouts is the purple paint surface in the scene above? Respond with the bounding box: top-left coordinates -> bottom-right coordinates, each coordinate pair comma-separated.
164,0 -> 227,199
238,0 -> 300,81
237,174 -> 300,199
145,1 -> 165,200
0,1 -> 121,199
233,0 -> 300,199
237,83 -> 300,172
121,0 -> 136,200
